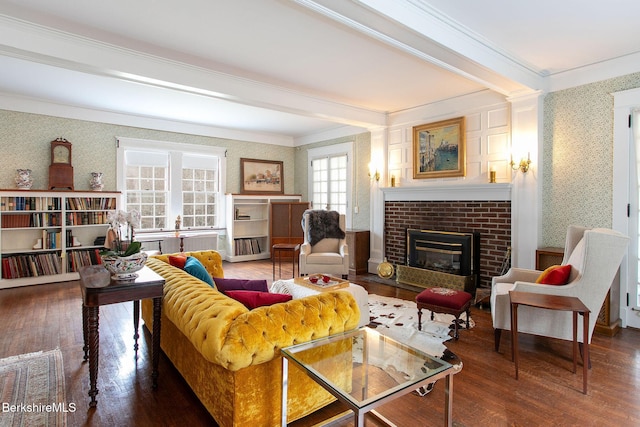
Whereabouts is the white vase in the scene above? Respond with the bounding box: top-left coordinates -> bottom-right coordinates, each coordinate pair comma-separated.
100,252 -> 148,280
15,169 -> 33,190
90,172 -> 104,191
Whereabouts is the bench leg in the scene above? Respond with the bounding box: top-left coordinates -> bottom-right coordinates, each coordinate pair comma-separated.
417,308 -> 423,331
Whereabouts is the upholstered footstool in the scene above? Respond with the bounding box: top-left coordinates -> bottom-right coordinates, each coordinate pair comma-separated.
416,287 -> 472,340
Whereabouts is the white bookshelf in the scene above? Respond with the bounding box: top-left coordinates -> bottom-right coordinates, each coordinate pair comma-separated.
0,190 -> 119,288
225,194 -> 302,262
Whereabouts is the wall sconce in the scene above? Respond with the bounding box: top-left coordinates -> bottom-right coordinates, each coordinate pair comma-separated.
368,162 -> 380,182
510,153 -> 531,173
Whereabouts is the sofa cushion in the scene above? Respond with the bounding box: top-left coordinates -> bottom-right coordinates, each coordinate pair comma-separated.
224,290 -> 292,309
536,264 -> 572,285
184,256 -> 215,287
168,254 -> 187,269
213,278 -> 268,292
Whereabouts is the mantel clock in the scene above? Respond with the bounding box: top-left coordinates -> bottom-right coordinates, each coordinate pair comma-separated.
48,138 -> 74,190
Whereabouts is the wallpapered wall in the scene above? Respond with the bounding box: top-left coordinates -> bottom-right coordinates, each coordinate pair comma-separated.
542,72 -> 640,247
293,132 -> 371,230
0,110 -> 296,195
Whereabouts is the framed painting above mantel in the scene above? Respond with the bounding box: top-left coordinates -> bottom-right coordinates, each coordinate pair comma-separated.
240,158 -> 284,194
413,117 -> 466,179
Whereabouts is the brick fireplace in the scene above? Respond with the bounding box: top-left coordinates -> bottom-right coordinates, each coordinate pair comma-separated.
384,200 -> 511,289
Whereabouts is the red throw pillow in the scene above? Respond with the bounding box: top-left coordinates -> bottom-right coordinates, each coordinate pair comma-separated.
168,254 -> 187,269
536,264 -> 572,285
224,290 -> 292,309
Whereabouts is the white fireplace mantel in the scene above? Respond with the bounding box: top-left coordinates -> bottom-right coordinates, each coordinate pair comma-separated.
381,183 -> 511,201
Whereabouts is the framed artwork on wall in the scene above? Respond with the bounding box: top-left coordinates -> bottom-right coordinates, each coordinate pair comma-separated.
240,158 -> 284,194
413,117 -> 466,179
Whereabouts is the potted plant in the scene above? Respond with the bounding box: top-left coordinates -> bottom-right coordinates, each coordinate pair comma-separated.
100,209 -> 147,280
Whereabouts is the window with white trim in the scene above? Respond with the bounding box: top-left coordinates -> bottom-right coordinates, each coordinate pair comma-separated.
117,137 -> 226,232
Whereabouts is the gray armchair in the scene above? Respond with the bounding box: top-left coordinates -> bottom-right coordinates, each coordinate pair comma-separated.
299,210 -> 349,278
491,226 -> 629,352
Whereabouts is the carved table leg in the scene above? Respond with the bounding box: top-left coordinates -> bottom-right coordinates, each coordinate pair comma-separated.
152,296 -> 162,388
87,305 -> 100,407
133,300 -> 140,357
82,304 -> 89,361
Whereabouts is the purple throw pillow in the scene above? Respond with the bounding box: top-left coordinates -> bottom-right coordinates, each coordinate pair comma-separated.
213,278 -> 268,292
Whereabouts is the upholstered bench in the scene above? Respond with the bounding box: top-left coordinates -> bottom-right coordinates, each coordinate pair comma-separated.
416,287 -> 472,340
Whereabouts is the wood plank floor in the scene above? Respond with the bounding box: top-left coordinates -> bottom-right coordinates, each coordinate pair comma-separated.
1,259 -> 639,426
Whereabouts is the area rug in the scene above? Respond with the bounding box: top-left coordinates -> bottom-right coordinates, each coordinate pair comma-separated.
367,294 -> 475,358
0,349 -> 68,427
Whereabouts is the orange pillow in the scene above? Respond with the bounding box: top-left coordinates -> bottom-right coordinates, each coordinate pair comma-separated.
168,254 -> 187,269
536,264 -> 572,285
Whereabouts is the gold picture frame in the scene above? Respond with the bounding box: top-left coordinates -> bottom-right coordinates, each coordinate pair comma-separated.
413,117 -> 466,179
240,158 -> 284,194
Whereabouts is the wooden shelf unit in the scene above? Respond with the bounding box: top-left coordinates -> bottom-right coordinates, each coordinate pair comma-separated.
270,201 -> 309,260
346,229 -> 370,275
225,194 -> 302,262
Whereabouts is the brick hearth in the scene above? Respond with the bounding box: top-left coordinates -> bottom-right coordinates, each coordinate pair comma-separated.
384,200 -> 511,289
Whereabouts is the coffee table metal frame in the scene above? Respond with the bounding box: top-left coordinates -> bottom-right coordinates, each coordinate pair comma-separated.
281,327 -> 458,427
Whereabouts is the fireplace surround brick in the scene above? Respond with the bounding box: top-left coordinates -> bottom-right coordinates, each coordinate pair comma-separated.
384,200 -> 511,289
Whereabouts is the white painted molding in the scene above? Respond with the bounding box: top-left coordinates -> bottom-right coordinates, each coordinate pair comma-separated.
381,183 -> 511,201
0,92 -> 296,146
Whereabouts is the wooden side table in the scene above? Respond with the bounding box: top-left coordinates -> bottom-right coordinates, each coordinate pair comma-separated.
272,243 -> 300,279
509,290 -> 590,394
79,265 -> 165,407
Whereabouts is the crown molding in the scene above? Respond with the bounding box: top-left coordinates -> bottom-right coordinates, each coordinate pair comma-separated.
0,92 -> 298,146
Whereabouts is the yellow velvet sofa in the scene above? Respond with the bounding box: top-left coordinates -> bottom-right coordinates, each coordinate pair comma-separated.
141,250 -> 360,427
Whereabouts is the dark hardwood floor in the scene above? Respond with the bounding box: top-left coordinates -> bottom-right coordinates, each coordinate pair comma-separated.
1,259 -> 639,426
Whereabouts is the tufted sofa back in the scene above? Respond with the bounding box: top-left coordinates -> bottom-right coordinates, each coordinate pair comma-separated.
152,250 -> 224,278
145,251 -> 360,372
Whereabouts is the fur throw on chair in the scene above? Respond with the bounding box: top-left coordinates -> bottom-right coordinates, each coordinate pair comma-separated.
302,210 -> 345,246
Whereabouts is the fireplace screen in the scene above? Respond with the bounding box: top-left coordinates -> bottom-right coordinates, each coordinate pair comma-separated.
406,229 -> 476,277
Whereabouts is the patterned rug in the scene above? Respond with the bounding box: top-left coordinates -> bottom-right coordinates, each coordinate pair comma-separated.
0,349 -> 68,427
367,294 -> 475,358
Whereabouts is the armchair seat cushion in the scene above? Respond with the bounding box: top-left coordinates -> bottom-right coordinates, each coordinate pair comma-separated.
307,252 -> 345,265
312,238 -> 340,253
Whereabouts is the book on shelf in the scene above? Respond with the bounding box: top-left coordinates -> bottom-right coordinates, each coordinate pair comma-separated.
1,252 -> 62,279
234,237 -> 262,256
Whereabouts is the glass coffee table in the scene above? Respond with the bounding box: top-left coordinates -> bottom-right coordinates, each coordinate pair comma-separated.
281,327 -> 461,427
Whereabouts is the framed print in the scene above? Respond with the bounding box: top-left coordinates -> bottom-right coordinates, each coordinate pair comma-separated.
240,158 -> 284,194
413,117 -> 466,179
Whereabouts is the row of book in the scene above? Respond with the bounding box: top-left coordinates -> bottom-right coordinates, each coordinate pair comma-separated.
67,249 -> 103,272
66,211 -> 108,226
234,237 -> 263,256
1,253 -> 62,279
65,197 -> 116,211
0,196 -> 62,211
1,212 -> 63,228
0,248 -> 104,279
0,212 -> 110,229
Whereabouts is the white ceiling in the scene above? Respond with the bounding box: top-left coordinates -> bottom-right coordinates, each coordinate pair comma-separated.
0,0 -> 639,145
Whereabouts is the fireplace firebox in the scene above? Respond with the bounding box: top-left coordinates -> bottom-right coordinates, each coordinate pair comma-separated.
397,229 -> 480,294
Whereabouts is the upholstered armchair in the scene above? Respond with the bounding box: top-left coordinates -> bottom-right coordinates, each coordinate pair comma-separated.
299,210 -> 349,278
491,226 -> 629,352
